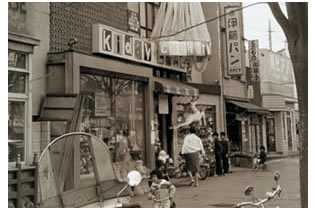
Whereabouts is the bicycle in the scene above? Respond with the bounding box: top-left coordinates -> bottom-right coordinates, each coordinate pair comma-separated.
234,171 -> 282,208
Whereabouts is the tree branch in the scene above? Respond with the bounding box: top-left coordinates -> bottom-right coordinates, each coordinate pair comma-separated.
268,3 -> 294,36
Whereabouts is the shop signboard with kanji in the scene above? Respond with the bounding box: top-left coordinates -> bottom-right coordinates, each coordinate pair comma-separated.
248,40 -> 260,82
225,7 -> 242,75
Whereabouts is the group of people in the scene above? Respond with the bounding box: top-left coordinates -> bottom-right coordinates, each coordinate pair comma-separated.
213,132 -> 231,176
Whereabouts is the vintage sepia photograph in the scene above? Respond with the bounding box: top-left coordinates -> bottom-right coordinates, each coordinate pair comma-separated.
7,1 -> 308,208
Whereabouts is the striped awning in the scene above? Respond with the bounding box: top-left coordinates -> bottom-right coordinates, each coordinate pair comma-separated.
153,77 -> 199,97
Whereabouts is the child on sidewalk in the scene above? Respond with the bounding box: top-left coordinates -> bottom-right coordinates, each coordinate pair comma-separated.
148,169 -> 176,208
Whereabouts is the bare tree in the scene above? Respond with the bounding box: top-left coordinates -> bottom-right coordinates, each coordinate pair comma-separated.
268,3 -> 308,208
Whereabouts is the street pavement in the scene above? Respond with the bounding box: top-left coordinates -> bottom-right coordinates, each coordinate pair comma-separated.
132,156 -> 301,208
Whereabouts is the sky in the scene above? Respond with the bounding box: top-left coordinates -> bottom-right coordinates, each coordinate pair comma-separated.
243,2 -> 287,52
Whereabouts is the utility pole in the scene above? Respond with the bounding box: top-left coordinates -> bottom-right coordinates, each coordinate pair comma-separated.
268,19 -> 273,51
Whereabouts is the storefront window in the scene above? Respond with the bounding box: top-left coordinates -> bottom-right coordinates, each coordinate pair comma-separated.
8,101 -> 25,162
80,73 -> 145,164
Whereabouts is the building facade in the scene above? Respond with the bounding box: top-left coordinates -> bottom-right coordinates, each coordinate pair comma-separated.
8,2 -> 272,171
258,49 -> 299,154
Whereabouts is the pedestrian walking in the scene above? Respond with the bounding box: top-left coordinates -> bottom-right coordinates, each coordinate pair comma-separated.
148,169 -> 176,208
220,132 -> 230,175
213,132 -> 223,176
181,124 -> 206,187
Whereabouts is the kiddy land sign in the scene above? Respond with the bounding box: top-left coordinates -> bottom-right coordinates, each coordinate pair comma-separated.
92,24 -> 211,72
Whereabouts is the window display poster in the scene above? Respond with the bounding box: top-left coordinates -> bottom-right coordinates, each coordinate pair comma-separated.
94,91 -> 111,116
159,94 -> 169,114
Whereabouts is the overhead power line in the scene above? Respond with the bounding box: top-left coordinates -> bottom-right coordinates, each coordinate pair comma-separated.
150,2 -> 266,41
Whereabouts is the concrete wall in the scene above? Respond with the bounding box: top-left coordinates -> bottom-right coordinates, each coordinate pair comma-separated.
262,95 -> 286,109
32,3 -> 50,116
192,2 -> 222,85
9,3 -> 35,36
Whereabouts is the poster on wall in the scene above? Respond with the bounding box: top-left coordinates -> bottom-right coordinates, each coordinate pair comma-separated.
159,94 -> 169,114
94,92 -> 111,116
225,6 -> 242,76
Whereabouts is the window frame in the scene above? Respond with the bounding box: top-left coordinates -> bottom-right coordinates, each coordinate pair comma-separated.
139,2 -> 160,38
8,50 -> 32,166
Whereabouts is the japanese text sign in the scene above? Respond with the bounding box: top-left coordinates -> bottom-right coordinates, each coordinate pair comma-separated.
248,40 -> 260,82
225,7 -> 242,75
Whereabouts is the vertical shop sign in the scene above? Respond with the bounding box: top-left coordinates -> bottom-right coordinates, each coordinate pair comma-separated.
225,7 -> 242,75
158,94 -> 169,114
128,10 -> 140,34
248,40 -> 260,82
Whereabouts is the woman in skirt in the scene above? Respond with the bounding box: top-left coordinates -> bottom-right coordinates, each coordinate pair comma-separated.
181,125 -> 206,187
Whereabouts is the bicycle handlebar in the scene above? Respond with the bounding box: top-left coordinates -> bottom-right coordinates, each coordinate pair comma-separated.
235,185 -> 281,208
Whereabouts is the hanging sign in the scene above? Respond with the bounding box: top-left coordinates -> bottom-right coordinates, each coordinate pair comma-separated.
225,7 -> 242,75
248,40 -> 260,82
158,41 -> 211,56
158,94 -> 169,114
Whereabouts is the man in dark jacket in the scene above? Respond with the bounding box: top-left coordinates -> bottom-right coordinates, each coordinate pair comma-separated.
220,132 -> 230,175
213,132 -> 223,176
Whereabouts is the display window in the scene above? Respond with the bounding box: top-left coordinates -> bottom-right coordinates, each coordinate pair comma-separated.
175,103 -> 216,157
80,73 -> 145,164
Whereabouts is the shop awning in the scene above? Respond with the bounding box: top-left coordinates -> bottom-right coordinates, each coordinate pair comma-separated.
153,77 -> 199,97
227,100 -> 270,114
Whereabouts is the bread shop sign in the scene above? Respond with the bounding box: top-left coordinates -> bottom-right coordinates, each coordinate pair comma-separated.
92,24 -> 211,72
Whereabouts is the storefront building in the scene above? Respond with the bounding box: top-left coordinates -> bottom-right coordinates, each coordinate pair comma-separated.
259,49 -> 299,154
43,2 -> 216,171
8,3 -> 41,166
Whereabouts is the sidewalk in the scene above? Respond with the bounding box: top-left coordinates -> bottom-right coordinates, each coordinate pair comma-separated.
131,166 -> 251,208
130,157 -> 300,208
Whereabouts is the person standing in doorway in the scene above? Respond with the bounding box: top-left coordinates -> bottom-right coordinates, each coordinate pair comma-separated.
181,125 -> 206,187
220,132 -> 230,175
213,132 -> 223,176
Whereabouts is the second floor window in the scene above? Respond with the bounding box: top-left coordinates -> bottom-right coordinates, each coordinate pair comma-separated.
139,2 -> 160,38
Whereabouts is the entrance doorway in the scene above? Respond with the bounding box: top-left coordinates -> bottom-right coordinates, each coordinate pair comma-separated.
227,113 -> 242,153
155,94 -> 173,158
266,117 -> 276,152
